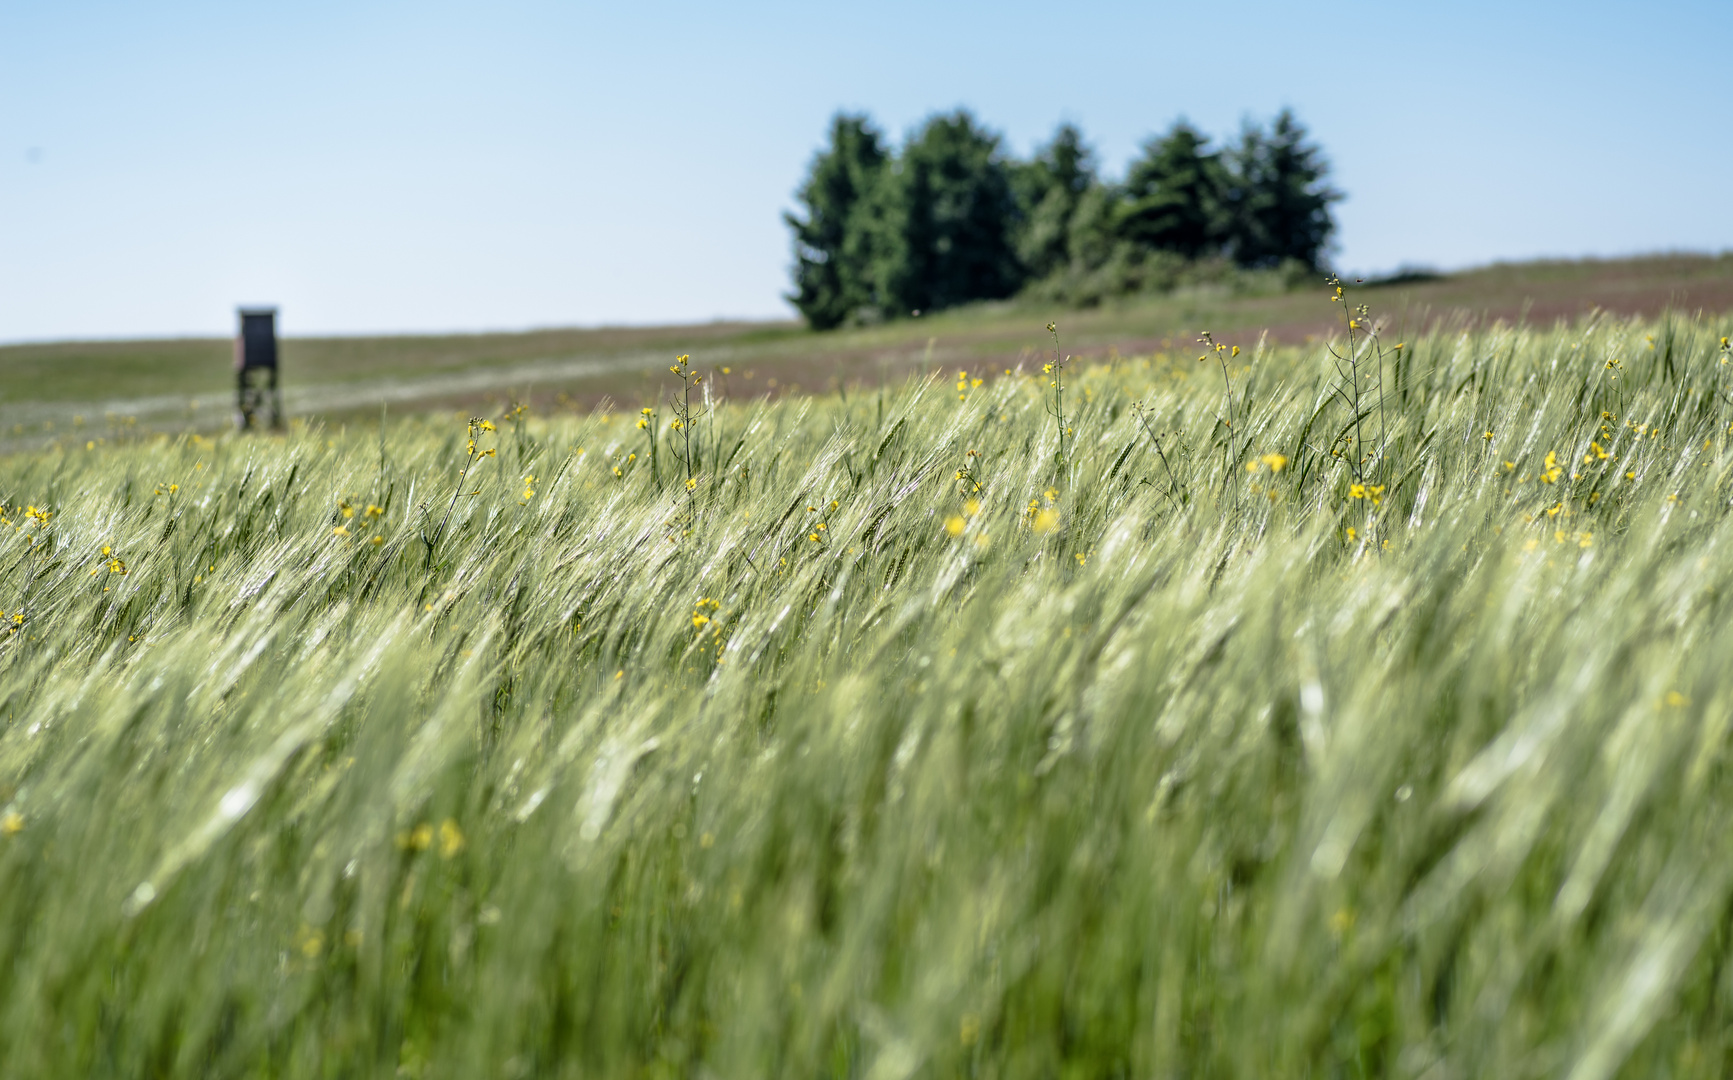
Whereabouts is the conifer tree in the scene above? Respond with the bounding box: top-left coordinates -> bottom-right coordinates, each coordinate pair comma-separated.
866,109 -> 1024,316
784,114 -> 888,330
783,107 -> 1341,327
1013,123 -> 1098,280
1223,109 -> 1341,269
1117,122 -> 1227,261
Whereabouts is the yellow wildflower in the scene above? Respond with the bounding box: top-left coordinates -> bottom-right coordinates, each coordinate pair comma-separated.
1540,451 -> 1562,484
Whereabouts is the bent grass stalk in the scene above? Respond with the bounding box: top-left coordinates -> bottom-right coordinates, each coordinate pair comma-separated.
1045,321 -> 1071,480
1197,329 -> 1243,506
419,416 -> 496,568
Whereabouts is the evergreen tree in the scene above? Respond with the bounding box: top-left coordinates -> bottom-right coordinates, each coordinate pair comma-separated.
783,108 -> 1342,326
1118,122 -> 1227,261
1012,123 -> 1098,280
1224,109 -> 1341,269
867,110 -> 1024,316
1064,182 -> 1123,273
784,114 -> 888,330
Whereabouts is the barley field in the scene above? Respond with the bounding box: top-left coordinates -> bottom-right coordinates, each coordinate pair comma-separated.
3,299 -> 1733,1078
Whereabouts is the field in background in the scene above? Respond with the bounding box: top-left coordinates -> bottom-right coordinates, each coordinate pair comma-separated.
3,253 -> 1730,452
4,284 -> 1733,1075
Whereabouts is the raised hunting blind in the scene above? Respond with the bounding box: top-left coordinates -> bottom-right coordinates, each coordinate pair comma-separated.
234,307 -> 283,429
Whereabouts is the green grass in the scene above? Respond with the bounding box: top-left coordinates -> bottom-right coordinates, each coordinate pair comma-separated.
4,253 -> 1730,439
3,296 -> 1733,1077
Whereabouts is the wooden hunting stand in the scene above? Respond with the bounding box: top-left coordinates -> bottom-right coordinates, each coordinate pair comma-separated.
234,307 -> 283,430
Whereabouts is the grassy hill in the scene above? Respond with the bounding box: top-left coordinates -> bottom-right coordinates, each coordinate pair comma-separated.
3,275 -> 1733,1075
2,253 -> 1729,451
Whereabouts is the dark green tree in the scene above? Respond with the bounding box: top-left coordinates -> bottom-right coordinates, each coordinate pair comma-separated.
1012,123 -> 1098,280
866,110 -> 1024,317
1223,109 -> 1341,269
1118,121 -> 1227,260
784,114 -> 888,330
1064,182 -> 1123,274
785,108 -> 1342,324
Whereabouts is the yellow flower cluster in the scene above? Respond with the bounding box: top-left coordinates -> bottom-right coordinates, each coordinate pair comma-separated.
89,544 -> 128,576
691,596 -> 721,629
396,819 -> 465,858
1539,451 -> 1563,484
465,417 -> 498,458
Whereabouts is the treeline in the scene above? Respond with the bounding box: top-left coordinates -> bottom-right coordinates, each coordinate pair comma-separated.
785,109 -> 1340,329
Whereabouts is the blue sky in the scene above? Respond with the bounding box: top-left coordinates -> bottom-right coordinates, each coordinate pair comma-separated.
2,0 -> 1728,341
